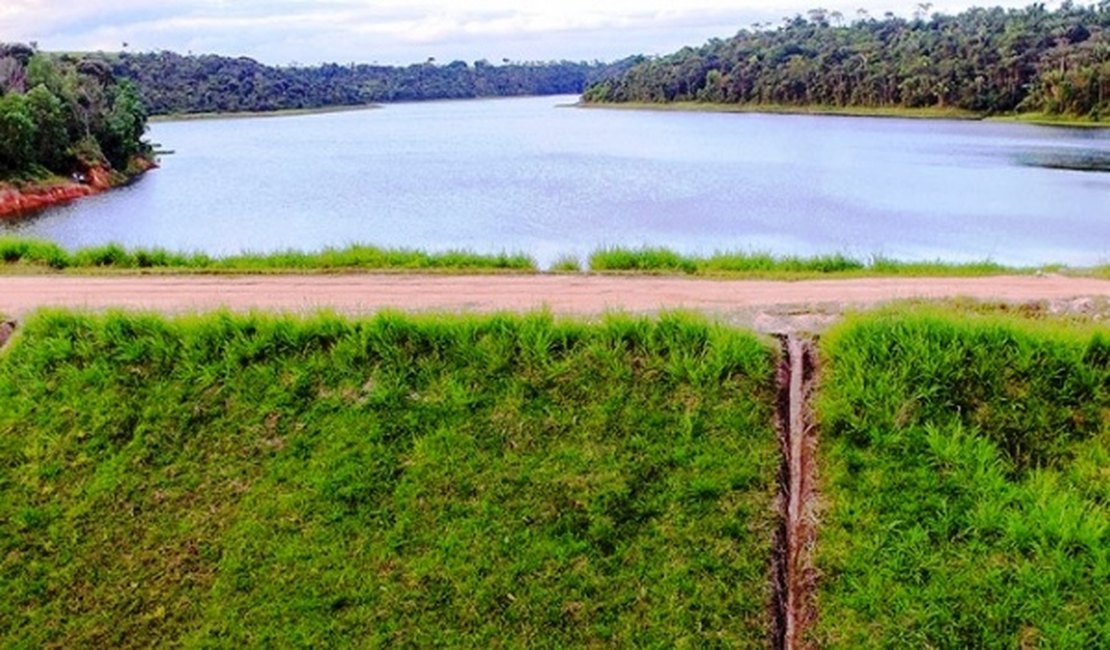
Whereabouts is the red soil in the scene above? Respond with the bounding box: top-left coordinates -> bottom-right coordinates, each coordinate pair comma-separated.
0,160 -> 154,218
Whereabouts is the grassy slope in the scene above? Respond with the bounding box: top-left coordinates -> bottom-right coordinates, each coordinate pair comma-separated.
816,310 -> 1110,647
0,311 -> 778,648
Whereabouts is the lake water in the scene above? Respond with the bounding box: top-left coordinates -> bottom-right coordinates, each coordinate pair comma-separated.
3,95 -> 1108,268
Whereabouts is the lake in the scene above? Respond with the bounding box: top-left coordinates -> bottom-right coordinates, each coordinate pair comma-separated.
2,95 -> 1108,268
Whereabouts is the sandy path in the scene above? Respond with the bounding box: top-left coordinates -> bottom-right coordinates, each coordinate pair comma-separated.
1,274 -> 1108,322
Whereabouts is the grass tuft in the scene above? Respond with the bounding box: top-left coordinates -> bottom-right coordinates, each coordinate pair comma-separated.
589,246 -> 699,274
548,254 -> 583,273
0,238 -> 71,269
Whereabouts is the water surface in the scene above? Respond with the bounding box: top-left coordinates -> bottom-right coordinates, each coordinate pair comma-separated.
3,95 -> 1108,267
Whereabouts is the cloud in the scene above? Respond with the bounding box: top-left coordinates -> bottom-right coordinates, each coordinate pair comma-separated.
3,0 -> 1054,65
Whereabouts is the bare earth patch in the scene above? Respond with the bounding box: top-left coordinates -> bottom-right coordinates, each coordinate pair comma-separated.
0,320 -> 14,349
0,274 -> 1107,324
773,336 -> 821,650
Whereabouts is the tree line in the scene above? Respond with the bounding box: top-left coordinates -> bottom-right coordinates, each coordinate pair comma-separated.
0,43 -> 150,180
111,51 -> 641,116
583,2 -> 1110,120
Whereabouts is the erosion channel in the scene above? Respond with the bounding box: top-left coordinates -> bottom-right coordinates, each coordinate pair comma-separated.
773,334 -> 820,650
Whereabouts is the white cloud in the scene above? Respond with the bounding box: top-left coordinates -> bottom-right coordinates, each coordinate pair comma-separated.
3,0 -> 1059,65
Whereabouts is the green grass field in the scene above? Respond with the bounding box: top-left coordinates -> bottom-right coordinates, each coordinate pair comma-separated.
4,304 -> 1108,646
816,310 -> 1110,648
0,310 -> 779,648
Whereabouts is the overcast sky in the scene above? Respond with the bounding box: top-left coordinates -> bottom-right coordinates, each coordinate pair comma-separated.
4,0 -> 1054,66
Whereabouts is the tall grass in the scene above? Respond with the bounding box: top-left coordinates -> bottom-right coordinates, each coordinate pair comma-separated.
0,237 -> 71,269
815,309 -> 1110,648
588,247 -> 1025,277
0,238 -> 536,272
0,310 -> 778,647
0,238 -> 1088,276
548,254 -> 583,272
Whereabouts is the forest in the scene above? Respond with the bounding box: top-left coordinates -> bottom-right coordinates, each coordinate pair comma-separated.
111,52 -> 640,115
583,2 -> 1110,120
0,43 -> 150,180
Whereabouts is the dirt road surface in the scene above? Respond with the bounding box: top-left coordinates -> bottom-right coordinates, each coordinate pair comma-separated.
1,274 -> 1108,327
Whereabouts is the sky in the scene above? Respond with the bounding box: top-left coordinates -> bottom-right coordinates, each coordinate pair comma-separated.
3,0 -> 1054,66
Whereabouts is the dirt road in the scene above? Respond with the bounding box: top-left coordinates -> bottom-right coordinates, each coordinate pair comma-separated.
1,274 -> 1107,324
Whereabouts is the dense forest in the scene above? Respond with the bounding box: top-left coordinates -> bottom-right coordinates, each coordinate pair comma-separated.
0,43 -> 150,180
111,52 -> 640,115
583,2 -> 1110,120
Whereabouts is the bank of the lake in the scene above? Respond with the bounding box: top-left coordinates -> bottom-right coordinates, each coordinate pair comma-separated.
0,158 -> 157,219
149,103 -> 380,123
578,100 -> 986,121
581,101 -> 1110,130
988,112 -> 1110,129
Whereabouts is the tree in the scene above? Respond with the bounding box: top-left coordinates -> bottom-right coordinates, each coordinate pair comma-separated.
582,3 -> 1110,119
26,53 -> 64,95
0,93 -> 36,173
24,85 -> 70,170
0,43 -> 153,179
100,80 -> 148,168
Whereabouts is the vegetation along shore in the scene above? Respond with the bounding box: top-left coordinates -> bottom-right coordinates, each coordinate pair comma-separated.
1,239 -> 1105,278
0,43 -> 155,217
583,3 -> 1110,123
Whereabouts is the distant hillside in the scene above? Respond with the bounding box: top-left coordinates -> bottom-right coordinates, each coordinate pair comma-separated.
583,3 -> 1110,120
110,51 -> 641,116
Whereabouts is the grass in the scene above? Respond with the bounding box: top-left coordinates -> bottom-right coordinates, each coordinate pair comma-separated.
3,238 -> 1099,277
0,167 -> 67,188
815,308 -> 1110,648
989,112 -> 1109,129
0,238 -> 537,273
587,246 -> 1024,277
0,310 -> 779,648
549,254 -> 583,273
0,239 -> 1065,277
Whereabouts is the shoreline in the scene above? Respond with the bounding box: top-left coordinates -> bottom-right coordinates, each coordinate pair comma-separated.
148,103 -> 381,122
577,100 -> 982,121
0,158 -> 158,219
148,94 -> 580,122
578,101 -> 1108,127
149,103 -> 380,123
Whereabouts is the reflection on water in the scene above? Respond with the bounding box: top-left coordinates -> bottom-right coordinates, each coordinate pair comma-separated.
1017,147 -> 1110,173
2,96 -> 1108,267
